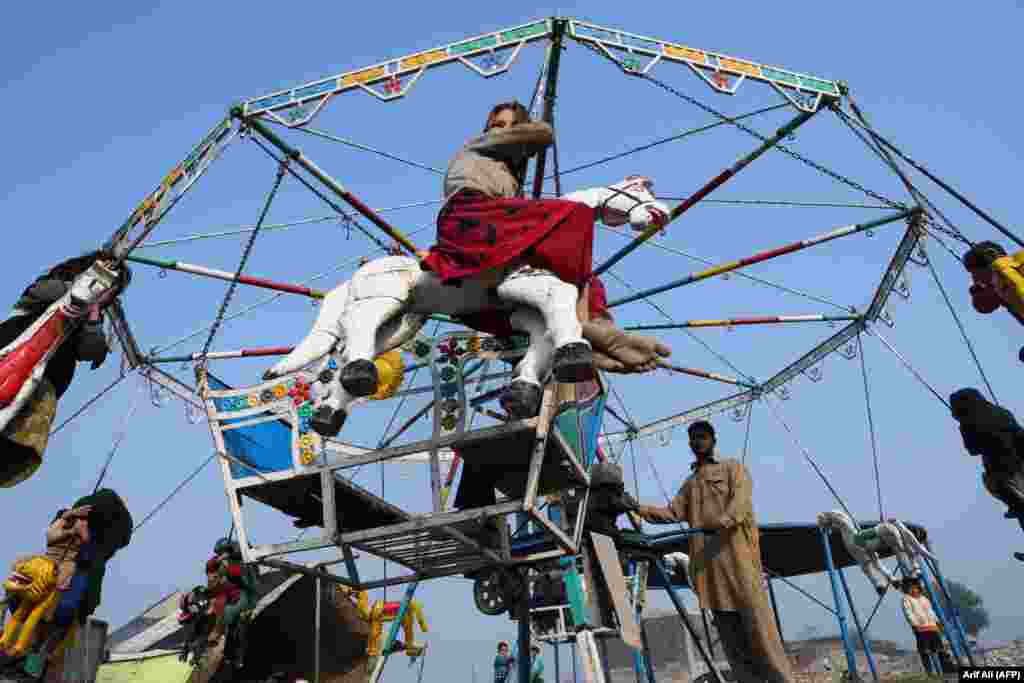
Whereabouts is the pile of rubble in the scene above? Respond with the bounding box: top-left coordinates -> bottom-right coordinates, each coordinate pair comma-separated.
980,639 -> 1024,666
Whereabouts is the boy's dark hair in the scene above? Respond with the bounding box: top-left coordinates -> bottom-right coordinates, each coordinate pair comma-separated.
484,101 -> 533,191
484,101 -> 530,132
28,250 -> 133,298
688,420 -> 715,438
497,641 -> 509,650
962,241 -> 1007,270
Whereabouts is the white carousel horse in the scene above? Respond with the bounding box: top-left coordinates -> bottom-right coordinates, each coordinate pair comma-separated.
263,178 -> 670,436
817,510 -> 937,596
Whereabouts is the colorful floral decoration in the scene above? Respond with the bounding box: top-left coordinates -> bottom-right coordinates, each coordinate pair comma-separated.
209,376 -> 321,466
431,334 -> 467,441
289,379 -> 312,407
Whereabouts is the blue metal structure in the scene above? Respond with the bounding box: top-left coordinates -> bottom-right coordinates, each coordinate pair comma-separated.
818,527 -> 861,679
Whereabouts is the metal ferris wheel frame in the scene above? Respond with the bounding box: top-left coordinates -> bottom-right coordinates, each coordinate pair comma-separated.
86,17 -> 956,683
100,15 -> 923,459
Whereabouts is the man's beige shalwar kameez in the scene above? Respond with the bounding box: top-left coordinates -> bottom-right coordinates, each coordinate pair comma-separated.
638,458 -> 793,683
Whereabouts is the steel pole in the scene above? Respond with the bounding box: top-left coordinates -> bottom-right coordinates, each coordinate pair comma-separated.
593,107 -> 819,277
531,18 -> 568,200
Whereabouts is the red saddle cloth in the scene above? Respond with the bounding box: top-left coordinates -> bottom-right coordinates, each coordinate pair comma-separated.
423,191 -> 602,337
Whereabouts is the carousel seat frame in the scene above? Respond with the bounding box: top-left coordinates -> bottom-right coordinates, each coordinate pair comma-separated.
201,331 -> 609,591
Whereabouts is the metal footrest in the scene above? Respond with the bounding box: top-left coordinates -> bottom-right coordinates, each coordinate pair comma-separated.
340,501 -> 524,575
354,528 -> 492,576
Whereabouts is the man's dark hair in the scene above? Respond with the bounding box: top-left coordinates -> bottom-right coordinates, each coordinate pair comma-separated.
688,420 -> 715,438
962,241 -> 1007,270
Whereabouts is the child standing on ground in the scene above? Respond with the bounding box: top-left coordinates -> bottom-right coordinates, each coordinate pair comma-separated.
901,578 -> 942,674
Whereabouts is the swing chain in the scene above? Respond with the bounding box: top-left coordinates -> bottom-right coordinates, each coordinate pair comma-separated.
197,157 -> 289,376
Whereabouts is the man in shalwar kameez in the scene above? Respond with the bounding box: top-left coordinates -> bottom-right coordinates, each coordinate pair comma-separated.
634,420 -> 793,683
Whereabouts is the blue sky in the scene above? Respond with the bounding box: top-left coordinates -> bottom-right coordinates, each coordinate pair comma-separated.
2,1 -> 1022,680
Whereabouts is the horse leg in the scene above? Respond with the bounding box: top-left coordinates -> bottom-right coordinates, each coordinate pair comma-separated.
849,543 -> 890,596
338,257 -> 417,397
265,282 -> 349,380
820,512 -> 889,596
310,312 -> 427,437
500,308 -> 554,419
878,523 -> 919,580
496,267 -> 593,383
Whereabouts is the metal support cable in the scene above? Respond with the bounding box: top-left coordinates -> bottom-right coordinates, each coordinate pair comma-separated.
863,592 -> 887,632
838,102 -> 969,248
640,440 -> 675,508
527,43 -> 549,119
607,377 -> 638,431
140,216 -> 338,249
282,124 -> 444,175
249,136 -> 391,251
629,438 -> 642,503
924,225 -> 971,264
598,224 -> 852,313
140,201 -> 443,250
764,395 -> 858,524
49,366 -> 139,436
740,402 -> 754,465
604,403 -> 636,431
147,224 -> 433,357
91,378 -> 147,493
605,267 -> 752,382
836,105 -> 1024,248
919,242 -> 999,404
133,453 -> 217,533
836,104 -> 992,411
833,106 -> 968,246
868,327 -> 950,410
838,105 -> 979,251
659,198 -> 893,210
762,568 -> 837,616
856,333 -> 885,521
551,103 -> 788,179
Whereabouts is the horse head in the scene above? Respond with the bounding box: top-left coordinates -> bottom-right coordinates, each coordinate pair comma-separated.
597,177 -> 670,231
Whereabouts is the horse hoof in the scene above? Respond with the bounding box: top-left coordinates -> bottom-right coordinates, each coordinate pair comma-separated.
500,381 -> 542,420
311,406 -> 347,437
552,342 -> 595,383
340,360 -> 379,397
